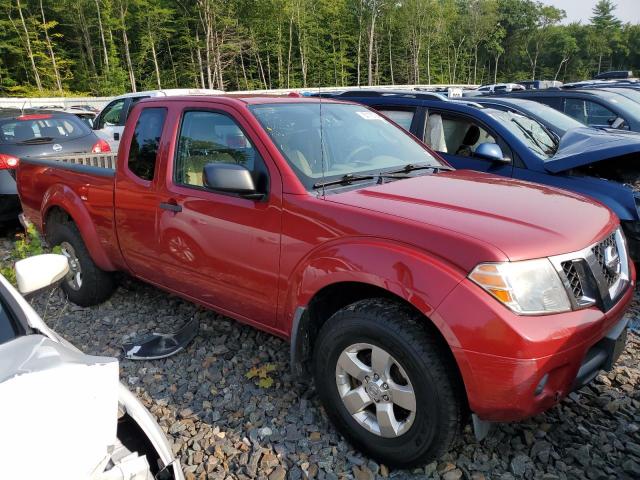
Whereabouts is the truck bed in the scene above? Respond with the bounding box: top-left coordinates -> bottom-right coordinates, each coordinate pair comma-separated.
18,153 -> 122,269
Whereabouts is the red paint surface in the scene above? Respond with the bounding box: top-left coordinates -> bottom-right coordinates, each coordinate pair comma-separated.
16,95 -> 634,421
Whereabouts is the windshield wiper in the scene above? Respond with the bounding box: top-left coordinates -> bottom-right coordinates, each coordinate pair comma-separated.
385,163 -> 454,175
313,173 -> 377,189
18,136 -> 55,144
313,164 -> 453,190
540,124 -> 560,148
510,119 -> 556,155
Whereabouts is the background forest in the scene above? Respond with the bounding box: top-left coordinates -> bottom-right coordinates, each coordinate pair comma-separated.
0,0 -> 638,96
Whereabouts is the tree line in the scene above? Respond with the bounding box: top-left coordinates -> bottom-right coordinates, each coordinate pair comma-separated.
0,0 -> 638,97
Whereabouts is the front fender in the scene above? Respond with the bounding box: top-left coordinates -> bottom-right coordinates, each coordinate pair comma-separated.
281,237 -> 467,345
41,184 -> 116,271
549,174 -> 637,221
571,178 -> 637,221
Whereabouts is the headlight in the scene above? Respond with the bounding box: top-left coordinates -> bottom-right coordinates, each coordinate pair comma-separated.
469,258 -> 571,315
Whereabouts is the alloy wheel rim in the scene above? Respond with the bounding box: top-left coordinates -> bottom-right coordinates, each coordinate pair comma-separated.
60,241 -> 83,290
335,342 -> 416,438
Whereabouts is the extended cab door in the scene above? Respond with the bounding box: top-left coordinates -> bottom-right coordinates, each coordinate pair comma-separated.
153,103 -> 282,329
114,106 -> 169,282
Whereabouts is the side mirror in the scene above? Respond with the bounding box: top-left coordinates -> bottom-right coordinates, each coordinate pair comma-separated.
474,143 -> 509,163
203,163 -> 263,200
610,117 -> 625,129
15,254 -> 69,297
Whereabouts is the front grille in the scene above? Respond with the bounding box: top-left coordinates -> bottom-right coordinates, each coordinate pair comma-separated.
562,261 -> 584,300
552,228 -> 629,312
591,232 -> 620,287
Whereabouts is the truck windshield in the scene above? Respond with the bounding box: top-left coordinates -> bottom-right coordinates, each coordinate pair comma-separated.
486,109 -> 557,159
250,102 -> 443,189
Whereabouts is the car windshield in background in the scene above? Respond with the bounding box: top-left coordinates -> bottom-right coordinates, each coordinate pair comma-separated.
249,103 -> 443,188
487,109 -> 557,159
598,92 -> 640,120
516,101 -> 583,134
604,88 -> 640,106
0,114 -> 91,145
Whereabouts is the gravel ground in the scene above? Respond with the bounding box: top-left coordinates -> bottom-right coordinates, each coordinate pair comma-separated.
1,230 -> 639,480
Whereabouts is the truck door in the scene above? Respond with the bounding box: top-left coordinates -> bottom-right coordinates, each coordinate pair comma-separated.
114,106 -> 169,283
154,104 -> 282,329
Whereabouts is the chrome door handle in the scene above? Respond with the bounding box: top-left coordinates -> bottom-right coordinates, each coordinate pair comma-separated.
159,202 -> 182,213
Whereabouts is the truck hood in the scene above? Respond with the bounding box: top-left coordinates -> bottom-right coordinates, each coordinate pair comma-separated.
545,127 -> 640,173
327,170 -> 616,263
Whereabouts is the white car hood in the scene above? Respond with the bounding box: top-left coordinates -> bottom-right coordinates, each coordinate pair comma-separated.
0,274 -> 183,480
0,335 -> 120,480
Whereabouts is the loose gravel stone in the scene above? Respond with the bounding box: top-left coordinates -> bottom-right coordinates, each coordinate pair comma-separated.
3,230 -> 638,480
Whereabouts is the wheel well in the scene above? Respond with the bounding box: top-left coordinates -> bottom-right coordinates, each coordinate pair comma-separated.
293,281 -> 468,410
44,206 -> 72,236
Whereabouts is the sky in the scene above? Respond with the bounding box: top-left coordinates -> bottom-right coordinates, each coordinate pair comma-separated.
539,0 -> 640,24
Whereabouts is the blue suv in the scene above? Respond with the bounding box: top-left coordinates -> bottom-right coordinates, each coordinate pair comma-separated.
315,90 -> 640,260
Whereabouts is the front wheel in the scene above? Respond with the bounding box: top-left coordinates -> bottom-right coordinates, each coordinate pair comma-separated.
312,299 -> 463,468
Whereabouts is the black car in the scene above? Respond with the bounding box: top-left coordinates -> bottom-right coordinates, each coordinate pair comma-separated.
0,111 -> 110,223
499,88 -> 640,132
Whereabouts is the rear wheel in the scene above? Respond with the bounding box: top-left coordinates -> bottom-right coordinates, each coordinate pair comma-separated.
312,298 -> 463,468
48,221 -> 116,306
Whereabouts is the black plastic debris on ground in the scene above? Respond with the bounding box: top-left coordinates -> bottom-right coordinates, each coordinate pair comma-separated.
122,318 -> 199,360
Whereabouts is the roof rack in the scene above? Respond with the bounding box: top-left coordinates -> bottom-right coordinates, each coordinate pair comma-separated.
317,89 -> 448,102
447,99 -> 485,108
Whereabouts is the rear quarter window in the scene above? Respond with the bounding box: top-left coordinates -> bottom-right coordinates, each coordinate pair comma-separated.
375,108 -> 416,131
127,108 -> 167,181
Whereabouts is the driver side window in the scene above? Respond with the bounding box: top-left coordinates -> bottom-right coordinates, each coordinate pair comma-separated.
425,114 -> 496,157
99,99 -> 125,128
564,98 -> 619,127
174,110 -> 264,189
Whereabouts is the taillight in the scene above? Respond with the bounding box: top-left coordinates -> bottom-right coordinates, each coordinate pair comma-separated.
92,139 -> 111,153
17,114 -> 52,121
0,154 -> 19,170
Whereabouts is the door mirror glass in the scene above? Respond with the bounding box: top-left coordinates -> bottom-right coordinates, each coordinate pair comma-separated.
474,143 -> 508,163
203,163 -> 262,199
15,254 -> 69,296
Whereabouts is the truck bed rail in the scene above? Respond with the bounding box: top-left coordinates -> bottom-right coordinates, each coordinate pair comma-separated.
20,153 -> 116,177
49,153 -> 117,170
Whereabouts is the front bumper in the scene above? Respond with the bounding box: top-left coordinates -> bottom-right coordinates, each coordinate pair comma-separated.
434,274 -> 634,422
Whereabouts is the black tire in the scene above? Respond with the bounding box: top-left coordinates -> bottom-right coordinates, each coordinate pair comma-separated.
312,298 -> 463,468
47,221 -> 116,306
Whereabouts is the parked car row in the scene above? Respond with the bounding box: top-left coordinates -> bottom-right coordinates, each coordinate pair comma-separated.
313,89 -> 640,260
13,90 -> 634,467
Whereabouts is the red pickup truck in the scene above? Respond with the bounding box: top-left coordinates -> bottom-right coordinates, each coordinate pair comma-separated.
17,95 -> 633,467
